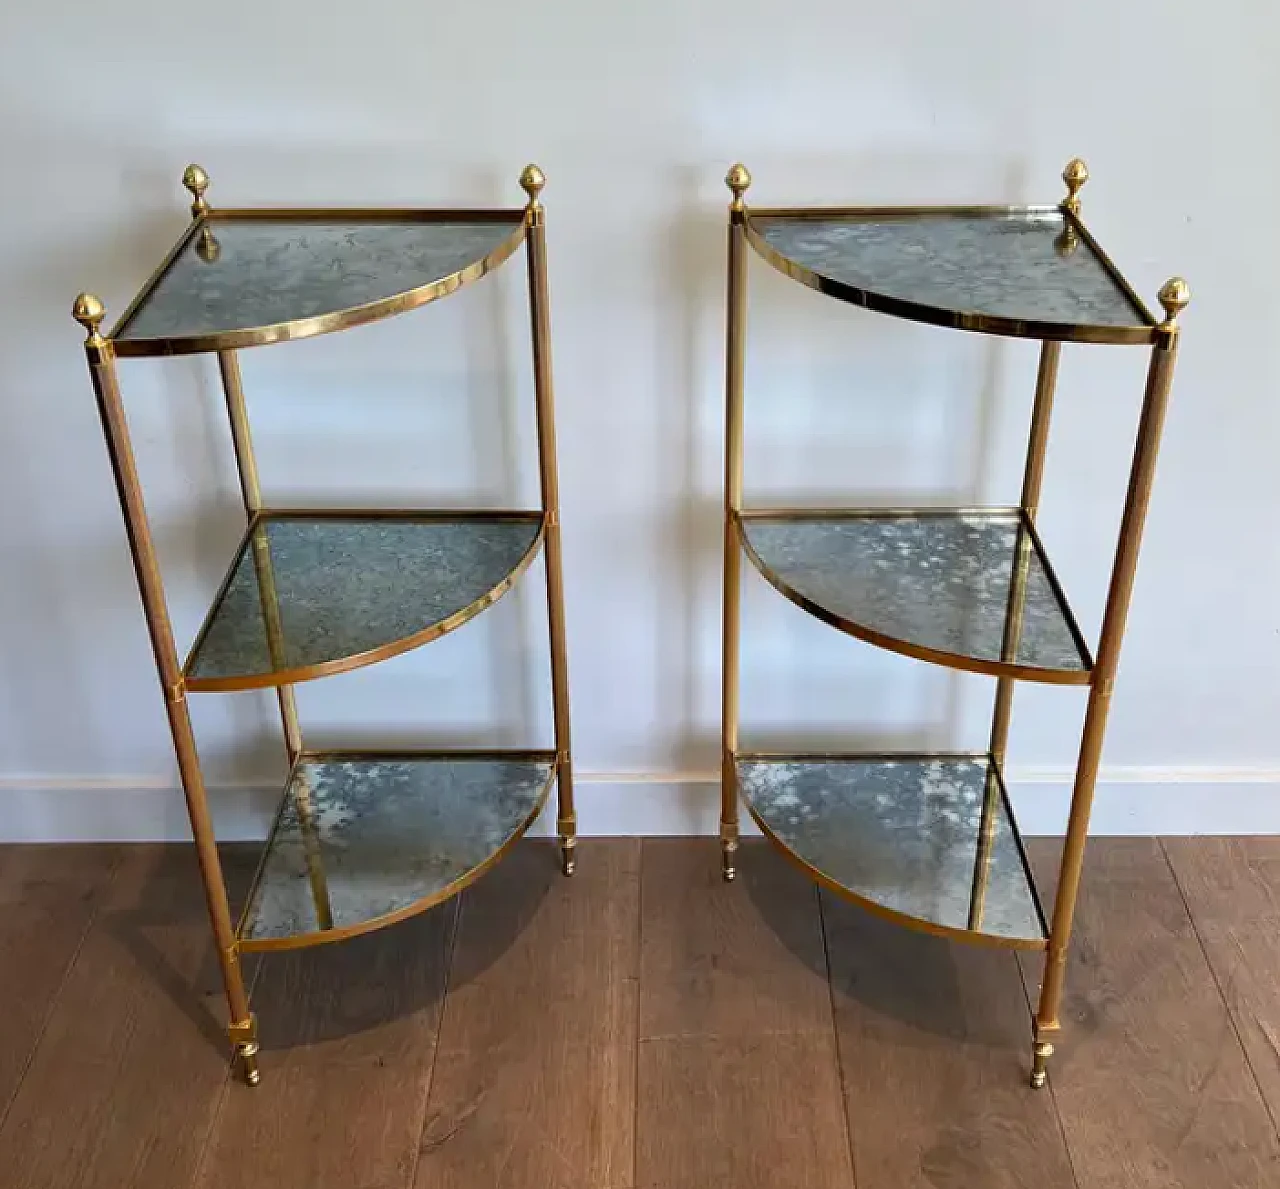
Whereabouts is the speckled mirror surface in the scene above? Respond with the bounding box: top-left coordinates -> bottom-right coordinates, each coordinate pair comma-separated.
242,757 -> 552,942
116,216 -> 521,342
741,512 -> 1088,677
754,212 -> 1148,330
739,756 -> 1045,943
186,514 -> 541,686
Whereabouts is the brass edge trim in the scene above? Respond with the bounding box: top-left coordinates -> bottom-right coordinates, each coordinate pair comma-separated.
232,753 -> 299,943
237,759 -> 556,953
738,749 -> 990,761
742,213 -> 1156,346
112,218 -> 528,358
182,512 -> 261,678
1064,210 -> 1159,327
184,513 -> 546,692
209,207 -> 525,223
990,756 -> 1051,939
263,507 -> 543,521
734,510 -> 1092,687
298,747 -> 558,763
1017,510 -> 1096,672
106,218 -> 207,340
736,754 -> 1048,952
739,505 -> 1022,520
749,204 -> 1062,220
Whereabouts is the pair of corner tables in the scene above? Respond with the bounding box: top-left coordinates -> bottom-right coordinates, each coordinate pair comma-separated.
72,159 -> 1186,1089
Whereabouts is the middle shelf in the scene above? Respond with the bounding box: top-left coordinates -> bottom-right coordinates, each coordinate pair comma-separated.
737,507 -> 1093,684
184,510 -> 545,691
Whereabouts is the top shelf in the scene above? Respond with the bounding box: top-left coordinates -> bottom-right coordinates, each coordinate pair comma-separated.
745,206 -> 1158,344
109,210 -> 526,357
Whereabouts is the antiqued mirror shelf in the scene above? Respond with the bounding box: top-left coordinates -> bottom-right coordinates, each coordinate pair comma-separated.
737,508 -> 1092,684
184,510 -> 545,692
720,160 -> 1188,1087
746,205 -> 1157,344
238,751 -> 556,950
738,753 -> 1047,948
73,164 -> 574,1086
110,208 -> 526,356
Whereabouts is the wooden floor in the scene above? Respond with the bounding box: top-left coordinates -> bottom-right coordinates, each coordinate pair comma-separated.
1,837 -> 1279,1188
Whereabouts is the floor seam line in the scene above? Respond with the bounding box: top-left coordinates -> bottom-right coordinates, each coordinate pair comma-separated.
817,887 -> 861,1189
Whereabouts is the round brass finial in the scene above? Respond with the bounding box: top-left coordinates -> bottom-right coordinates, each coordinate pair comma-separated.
520,164 -> 546,206
182,163 -> 210,216
1061,158 -> 1088,214
726,163 -> 752,212
72,292 -> 105,340
1158,276 -> 1190,326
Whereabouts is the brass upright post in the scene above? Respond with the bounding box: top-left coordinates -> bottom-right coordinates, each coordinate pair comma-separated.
218,347 -> 303,762
521,165 -> 576,878
1030,276 -> 1189,1088
720,164 -> 751,881
73,292 -> 260,1086
988,339 -> 1062,769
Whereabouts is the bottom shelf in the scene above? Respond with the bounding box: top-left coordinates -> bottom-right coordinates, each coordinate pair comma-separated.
737,753 -> 1047,949
238,750 -> 555,951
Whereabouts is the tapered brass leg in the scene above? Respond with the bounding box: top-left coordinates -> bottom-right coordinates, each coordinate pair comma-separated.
229,1015 -> 261,1087
1032,281 -> 1186,1087
76,292 -> 261,1084
720,166 -> 751,882
1030,1039 -> 1054,1089
522,167 -> 576,878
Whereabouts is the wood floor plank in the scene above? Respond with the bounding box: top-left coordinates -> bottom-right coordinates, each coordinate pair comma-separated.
822,890 -> 1076,1189
1164,837 -> 1280,1129
0,844 -> 257,1189
1022,838 -> 1280,1189
0,845 -> 122,1121
416,839 -> 640,1189
639,839 -> 830,1039
198,897 -> 458,1189
636,1032 -> 855,1189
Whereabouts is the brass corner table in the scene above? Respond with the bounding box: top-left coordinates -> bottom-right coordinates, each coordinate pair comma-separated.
73,164 -> 576,1086
717,159 -> 1187,1087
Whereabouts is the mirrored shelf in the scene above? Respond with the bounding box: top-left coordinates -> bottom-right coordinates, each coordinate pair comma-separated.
738,753 -> 1047,948
238,751 -> 555,950
737,509 -> 1092,684
111,211 -> 525,356
745,207 -> 1156,344
184,511 -> 545,692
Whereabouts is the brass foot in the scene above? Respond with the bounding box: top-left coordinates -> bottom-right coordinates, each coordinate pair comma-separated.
229,1014 -> 261,1087
1030,1040 -> 1054,1089
559,837 -> 576,877
236,1040 -> 261,1086
721,837 -> 738,882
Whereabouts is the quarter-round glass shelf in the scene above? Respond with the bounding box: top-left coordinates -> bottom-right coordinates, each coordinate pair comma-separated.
738,752 -> 1047,949
744,206 -> 1157,344
109,210 -> 526,357
737,508 -> 1092,684
184,510 -> 545,692
237,750 -> 555,951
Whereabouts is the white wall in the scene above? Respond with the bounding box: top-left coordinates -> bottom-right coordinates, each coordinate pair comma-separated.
2,0 -> 1279,838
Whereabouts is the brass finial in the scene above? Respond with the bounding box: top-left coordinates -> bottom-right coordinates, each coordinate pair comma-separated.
72,292 -> 106,344
726,163 -> 752,213
520,164 -> 546,211
1158,276 -> 1190,328
1061,158 -> 1088,214
182,164 -> 210,217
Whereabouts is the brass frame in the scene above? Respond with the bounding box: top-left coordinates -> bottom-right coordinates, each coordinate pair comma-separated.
73,163 -> 576,1087
719,160 -> 1187,1089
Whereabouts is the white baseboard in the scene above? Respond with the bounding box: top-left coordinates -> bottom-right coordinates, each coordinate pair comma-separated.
1,767 -> 1278,843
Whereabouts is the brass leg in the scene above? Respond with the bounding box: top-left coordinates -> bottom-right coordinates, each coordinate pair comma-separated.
522,168 -> 576,878
75,296 -> 260,1083
1033,301 -> 1184,1087
229,1015 -> 261,1087
720,167 -> 750,882
219,348 -> 303,765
